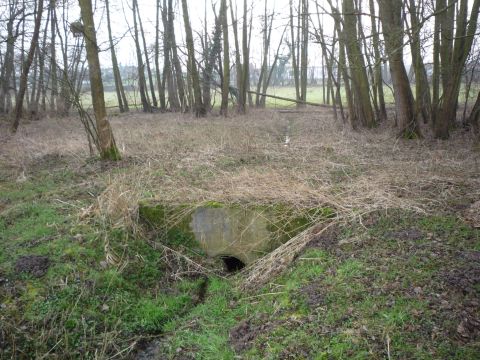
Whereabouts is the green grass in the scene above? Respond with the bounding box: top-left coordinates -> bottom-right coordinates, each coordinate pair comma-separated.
1,159 -> 479,358
0,170 -> 205,358
158,211 -> 480,359
80,82 -> 480,111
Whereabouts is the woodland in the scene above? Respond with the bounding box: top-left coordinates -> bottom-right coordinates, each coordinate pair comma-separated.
1,0 -> 480,358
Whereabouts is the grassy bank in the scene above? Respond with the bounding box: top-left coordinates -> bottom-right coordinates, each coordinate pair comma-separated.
1,109 -> 479,358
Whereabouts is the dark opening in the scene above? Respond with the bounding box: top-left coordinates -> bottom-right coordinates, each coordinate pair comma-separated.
222,256 -> 245,272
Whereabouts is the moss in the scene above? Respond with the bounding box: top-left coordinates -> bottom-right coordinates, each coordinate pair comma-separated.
202,200 -> 225,208
138,201 -> 336,256
267,205 -> 336,244
138,202 -> 197,248
100,145 -> 121,161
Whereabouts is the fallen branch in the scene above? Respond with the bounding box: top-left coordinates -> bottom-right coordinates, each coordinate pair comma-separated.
238,219 -> 338,291
246,90 -> 333,108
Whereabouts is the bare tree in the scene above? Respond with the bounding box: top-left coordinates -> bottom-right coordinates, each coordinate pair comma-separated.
106,0 -> 129,112
220,0 -> 230,115
181,0 -> 206,116
379,0 -> 421,138
132,0 -> 151,112
435,0 -> 480,139
78,0 -> 121,160
11,0 -> 44,132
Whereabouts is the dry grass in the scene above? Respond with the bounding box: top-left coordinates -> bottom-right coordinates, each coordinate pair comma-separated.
2,109 -> 479,288
2,108 -> 478,217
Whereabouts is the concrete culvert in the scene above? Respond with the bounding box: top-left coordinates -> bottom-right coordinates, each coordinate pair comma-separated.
222,256 -> 245,272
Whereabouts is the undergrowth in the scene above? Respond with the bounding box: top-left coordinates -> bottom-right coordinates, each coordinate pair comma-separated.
1,110 -> 479,359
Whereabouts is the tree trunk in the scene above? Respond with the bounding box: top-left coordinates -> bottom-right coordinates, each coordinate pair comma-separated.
136,3 -> 158,108
78,0 -> 120,160
155,0 -> 166,110
181,0 -> 206,117
106,0 -> 128,112
407,0 -> 431,124
241,0 -> 250,111
289,0 -> 300,101
368,0 -> 387,121
11,0 -> 44,132
161,0 -> 179,111
229,0 -> 245,113
435,0 -> 480,139
132,0 -> 151,112
50,0 -> 57,113
379,0 -> 421,138
469,91 -> 480,145
343,0 -> 375,127
168,0 -> 186,110
299,0 -> 308,104
220,0 -> 230,115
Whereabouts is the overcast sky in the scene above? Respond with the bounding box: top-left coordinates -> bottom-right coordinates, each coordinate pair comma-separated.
90,0 -> 329,70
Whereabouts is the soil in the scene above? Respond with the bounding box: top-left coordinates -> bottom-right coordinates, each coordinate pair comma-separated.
14,255 -> 50,278
464,200 -> 480,228
442,250 -> 480,296
300,278 -> 327,309
229,315 -> 276,353
386,228 -> 424,241
306,225 -> 339,252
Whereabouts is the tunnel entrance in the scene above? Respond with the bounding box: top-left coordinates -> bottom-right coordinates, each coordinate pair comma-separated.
222,256 -> 245,272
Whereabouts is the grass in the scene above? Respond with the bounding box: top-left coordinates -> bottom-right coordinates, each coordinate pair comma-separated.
158,211 -> 480,359
79,83 -> 480,111
1,108 -> 480,358
0,172 -> 206,358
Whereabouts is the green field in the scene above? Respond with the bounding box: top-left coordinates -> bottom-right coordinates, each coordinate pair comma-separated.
79,83 -> 480,113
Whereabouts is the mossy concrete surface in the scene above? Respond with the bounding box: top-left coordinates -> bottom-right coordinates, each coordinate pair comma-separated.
138,201 -> 334,264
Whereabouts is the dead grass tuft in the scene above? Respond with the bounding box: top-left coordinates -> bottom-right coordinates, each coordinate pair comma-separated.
2,108 -> 479,287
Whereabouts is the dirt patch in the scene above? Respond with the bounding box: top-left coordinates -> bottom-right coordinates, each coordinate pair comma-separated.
386,228 -> 424,241
443,267 -> 480,295
464,200 -> 480,228
300,279 -> 326,308
456,308 -> 480,341
14,255 -> 50,277
278,344 -> 311,359
306,225 -> 339,252
442,251 -> 480,296
229,315 -> 276,353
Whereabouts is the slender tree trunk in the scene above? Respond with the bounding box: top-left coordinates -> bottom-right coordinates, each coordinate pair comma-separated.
289,0 -> 300,101
230,0 -> 245,113
136,3 -> 158,107
432,0 -> 441,126
132,0 -> 151,112
161,0 -> 179,111
379,0 -> 421,138
106,0 -> 128,112
50,0 -> 57,113
220,0 -> 230,115
181,0 -> 206,117
343,0 -> 375,127
369,0 -> 387,121
435,0 -> 480,139
0,4 -> 23,114
168,0 -> 186,110
256,1 -> 273,107
203,5 -> 222,112
242,0 -> 250,111
260,27 -> 287,106
78,0 -> 120,160
407,0 -> 431,124
469,91 -> 480,145
300,0 -> 308,104
35,8 -> 50,114
155,0 -> 166,110
11,0 -> 44,132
